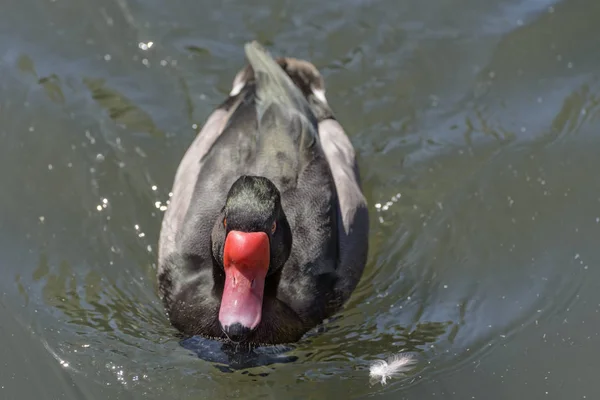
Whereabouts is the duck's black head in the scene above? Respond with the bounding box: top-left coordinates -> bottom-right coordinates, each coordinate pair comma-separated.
211,175 -> 292,342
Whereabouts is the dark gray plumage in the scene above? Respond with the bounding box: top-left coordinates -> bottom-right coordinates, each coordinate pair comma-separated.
157,42 -> 369,345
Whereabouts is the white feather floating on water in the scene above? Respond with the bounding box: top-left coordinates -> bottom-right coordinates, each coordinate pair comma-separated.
369,353 -> 418,385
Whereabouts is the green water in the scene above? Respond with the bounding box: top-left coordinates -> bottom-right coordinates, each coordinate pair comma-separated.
1,0 -> 600,398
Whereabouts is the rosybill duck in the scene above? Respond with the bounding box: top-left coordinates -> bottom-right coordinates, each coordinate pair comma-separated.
158,42 -> 369,346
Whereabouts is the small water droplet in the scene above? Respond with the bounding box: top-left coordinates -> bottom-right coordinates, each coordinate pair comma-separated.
138,42 -> 154,51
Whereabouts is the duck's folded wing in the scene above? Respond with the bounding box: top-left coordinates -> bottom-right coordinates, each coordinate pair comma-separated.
319,118 -> 369,297
158,108 -> 230,266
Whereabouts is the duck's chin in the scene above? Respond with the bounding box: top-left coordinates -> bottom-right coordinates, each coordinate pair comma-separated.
219,230 -> 270,333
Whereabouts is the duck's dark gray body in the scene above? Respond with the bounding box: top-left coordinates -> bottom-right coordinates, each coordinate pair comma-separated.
157,42 -> 368,345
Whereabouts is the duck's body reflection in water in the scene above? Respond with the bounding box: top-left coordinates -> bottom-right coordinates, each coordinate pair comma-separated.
179,336 -> 298,372
178,318 -> 338,371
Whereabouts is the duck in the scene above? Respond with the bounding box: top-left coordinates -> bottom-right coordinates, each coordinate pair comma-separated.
157,41 -> 369,346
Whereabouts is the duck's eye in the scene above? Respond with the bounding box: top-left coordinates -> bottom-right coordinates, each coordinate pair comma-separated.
271,221 -> 277,234
223,218 -> 227,228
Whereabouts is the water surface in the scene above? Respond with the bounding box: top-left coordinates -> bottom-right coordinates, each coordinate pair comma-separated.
1,0 -> 600,398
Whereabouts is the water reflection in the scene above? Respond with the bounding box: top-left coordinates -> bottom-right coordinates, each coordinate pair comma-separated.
181,336 -> 298,371
83,78 -> 164,138
179,318 -> 449,373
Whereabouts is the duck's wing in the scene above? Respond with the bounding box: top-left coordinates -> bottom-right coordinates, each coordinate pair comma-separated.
319,118 -> 369,298
275,55 -> 369,300
158,90 -> 245,266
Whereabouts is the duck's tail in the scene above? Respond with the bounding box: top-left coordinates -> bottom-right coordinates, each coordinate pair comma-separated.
244,41 -> 318,148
